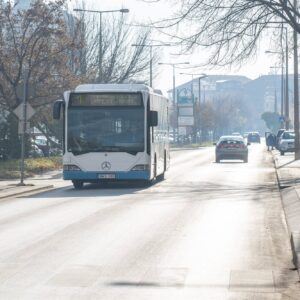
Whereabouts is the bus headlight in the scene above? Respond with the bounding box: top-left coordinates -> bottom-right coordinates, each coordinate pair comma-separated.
131,164 -> 149,171
63,164 -> 82,171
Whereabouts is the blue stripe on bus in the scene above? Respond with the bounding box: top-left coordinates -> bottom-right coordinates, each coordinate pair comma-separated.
63,170 -> 150,180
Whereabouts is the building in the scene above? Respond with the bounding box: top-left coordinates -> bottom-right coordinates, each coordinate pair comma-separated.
168,75 -> 250,104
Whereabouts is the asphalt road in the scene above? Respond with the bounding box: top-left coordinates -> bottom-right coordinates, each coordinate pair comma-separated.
0,144 -> 299,299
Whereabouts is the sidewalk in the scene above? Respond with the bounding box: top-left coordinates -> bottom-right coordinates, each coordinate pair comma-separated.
273,151 -> 300,187
272,150 -> 300,275
0,170 -> 68,199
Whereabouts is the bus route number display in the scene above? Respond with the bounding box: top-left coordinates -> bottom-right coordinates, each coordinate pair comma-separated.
70,93 -> 142,107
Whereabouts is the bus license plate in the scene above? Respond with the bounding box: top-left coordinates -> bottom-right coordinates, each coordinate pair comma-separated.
98,174 -> 116,179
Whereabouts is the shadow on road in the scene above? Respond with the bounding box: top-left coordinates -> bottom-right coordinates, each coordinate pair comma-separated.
214,161 -> 245,164
26,179 -> 274,200
107,280 -> 275,289
28,180 -> 161,199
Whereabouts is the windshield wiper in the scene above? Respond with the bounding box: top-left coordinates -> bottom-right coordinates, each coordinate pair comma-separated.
71,149 -> 91,156
93,146 -> 122,152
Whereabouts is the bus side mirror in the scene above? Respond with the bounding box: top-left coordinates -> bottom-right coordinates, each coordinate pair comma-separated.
150,111 -> 158,127
53,100 -> 64,120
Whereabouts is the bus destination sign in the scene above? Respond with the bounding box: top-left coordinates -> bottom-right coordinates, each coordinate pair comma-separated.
70,93 -> 142,107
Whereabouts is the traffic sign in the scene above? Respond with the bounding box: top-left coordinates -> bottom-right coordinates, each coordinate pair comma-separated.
13,103 -> 35,120
16,83 -> 35,99
179,107 -> 193,116
178,88 -> 193,107
18,121 -> 31,134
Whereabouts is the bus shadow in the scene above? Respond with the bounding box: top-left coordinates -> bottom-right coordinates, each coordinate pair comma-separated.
214,161 -> 245,164
28,180 -> 161,198
84,180 -> 156,190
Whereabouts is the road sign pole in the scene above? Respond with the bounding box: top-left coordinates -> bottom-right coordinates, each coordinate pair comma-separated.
18,68 -> 28,186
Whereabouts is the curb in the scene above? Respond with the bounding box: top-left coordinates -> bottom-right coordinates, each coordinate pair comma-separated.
0,185 -> 54,200
271,153 -> 289,189
281,187 -> 300,273
272,152 -> 300,275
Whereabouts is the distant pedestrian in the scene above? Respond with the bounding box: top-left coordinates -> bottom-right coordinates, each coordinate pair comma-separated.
266,133 -> 276,151
270,134 -> 276,150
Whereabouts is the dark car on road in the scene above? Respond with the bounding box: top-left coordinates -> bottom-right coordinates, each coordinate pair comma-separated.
215,136 -> 249,163
247,132 -> 260,143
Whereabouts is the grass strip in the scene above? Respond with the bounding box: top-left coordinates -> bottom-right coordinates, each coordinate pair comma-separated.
0,157 -> 62,179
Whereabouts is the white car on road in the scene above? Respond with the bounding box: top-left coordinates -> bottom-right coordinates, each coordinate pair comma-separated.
278,131 -> 295,155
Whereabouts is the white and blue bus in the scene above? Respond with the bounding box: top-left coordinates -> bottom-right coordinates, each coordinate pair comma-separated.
53,84 -> 170,189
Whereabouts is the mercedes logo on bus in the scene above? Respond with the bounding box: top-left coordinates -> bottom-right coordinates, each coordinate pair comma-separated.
101,161 -> 111,170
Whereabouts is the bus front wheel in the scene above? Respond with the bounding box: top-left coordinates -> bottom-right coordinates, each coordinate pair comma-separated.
72,180 -> 84,189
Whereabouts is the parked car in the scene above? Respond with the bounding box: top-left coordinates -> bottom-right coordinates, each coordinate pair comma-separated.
34,138 -> 50,156
215,136 -> 249,163
243,132 -> 250,138
278,130 -> 295,155
28,144 -> 44,158
247,132 -> 260,143
275,129 -> 285,149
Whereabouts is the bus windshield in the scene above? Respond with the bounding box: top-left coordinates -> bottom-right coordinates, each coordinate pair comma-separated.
67,107 -> 144,155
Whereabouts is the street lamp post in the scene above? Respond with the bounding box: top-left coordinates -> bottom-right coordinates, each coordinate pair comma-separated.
293,0 -> 300,159
73,8 -> 129,83
132,43 -> 171,87
158,62 -> 190,142
284,27 -> 290,129
179,73 -> 208,143
265,26 -> 290,128
179,73 -> 207,103
270,65 -> 280,113
265,50 -> 285,127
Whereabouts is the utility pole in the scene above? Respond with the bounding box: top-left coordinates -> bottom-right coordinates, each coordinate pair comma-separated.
294,0 -> 300,159
18,68 -> 28,186
132,43 -> 171,87
99,12 -> 102,83
274,89 -> 278,113
173,65 -> 176,141
179,73 -> 207,143
281,53 -> 284,125
266,26 -> 290,128
284,27 -> 290,129
266,50 -> 285,127
158,62 -> 190,143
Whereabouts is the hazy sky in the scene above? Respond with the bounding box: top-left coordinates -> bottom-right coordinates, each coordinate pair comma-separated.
72,0 -> 287,92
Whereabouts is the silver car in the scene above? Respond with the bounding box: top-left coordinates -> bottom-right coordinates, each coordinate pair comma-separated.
215,136 -> 249,163
278,131 -> 295,155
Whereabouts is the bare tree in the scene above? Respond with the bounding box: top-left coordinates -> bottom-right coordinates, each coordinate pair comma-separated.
0,0 -> 82,113
0,0 -> 83,158
73,8 -> 154,84
148,0 -> 299,66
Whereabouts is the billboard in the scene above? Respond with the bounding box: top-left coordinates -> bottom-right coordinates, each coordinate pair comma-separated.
177,88 -> 193,107
179,107 -> 193,116
178,116 -> 194,126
